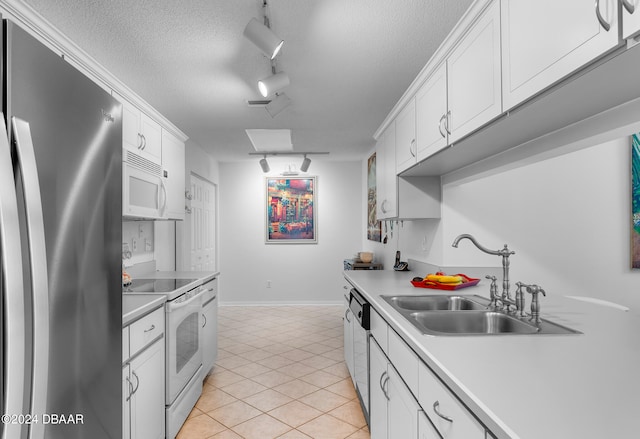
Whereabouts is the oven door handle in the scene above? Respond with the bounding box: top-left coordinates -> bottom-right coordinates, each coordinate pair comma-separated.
167,292 -> 203,312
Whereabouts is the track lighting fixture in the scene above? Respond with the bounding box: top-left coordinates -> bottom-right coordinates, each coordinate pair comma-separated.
250,151 -> 328,173
300,155 -> 311,172
259,155 -> 270,173
243,16 -> 283,60
265,93 -> 291,118
258,71 -> 290,98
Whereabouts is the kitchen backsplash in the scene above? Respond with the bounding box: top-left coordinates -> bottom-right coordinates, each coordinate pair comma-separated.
122,220 -> 154,267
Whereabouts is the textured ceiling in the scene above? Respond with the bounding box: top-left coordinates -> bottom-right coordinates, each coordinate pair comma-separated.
22,0 -> 473,162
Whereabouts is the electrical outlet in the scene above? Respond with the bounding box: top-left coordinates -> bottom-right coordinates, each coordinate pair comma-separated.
132,238 -> 138,251
267,280 -> 272,288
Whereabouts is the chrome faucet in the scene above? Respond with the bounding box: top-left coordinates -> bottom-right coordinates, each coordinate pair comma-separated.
452,234 -> 516,310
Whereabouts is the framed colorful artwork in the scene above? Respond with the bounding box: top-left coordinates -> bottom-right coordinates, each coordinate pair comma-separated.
632,133 -> 640,267
367,152 -> 381,242
266,177 -> 317,244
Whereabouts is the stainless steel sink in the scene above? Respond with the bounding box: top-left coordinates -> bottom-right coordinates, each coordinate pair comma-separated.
383,294 -> 486,311
410,310 -> 539,334
382,294 -> 580,336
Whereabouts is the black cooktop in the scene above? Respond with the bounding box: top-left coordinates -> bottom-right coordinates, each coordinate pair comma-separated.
124,278 -> 198,293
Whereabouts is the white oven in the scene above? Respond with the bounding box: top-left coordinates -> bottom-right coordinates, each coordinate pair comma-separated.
165,285 -> 204,438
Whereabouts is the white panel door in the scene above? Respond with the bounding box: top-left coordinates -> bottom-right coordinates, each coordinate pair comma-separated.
190,174 -> 216,271
369,337 -> 389,439
395,98 -> 417,173
622,0 -> 640,39
387,365 -> 420,439
447,0 -> 502,143
416,62 -> 448,162
129,340 -> 165,439
502,0 -> 619,109
418,410 -> 440,439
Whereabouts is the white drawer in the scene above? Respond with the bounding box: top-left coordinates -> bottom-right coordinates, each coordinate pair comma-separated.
388,328 -> 418,391
122,326 -> 130,362
130,307 -> 164,357
418,362 -> 485,438
370,308 -> 388,353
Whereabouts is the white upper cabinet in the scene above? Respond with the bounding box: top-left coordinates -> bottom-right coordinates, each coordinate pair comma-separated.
117,92 -> 163,165
501,0 -> 619,110
161,129 -> 185,220
622,0 -> 640,39
447,0 -> 502,143
376,122 -> 398,220
416,62 -> 448,162
395,99 -> 417,173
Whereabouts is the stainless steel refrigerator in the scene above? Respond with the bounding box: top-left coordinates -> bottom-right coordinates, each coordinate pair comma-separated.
0,20 -> 122,439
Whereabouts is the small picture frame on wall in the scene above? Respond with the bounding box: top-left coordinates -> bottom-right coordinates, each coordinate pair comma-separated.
266,177 -> 317,244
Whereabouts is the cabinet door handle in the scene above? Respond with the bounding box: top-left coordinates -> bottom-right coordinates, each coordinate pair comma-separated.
131,371 -> 140,396
445,110 -> 451,135
622,0 -> 635,13
380,371 -> 390,401
141,134 -> 147,150
202,314 -> 207,328
433,400 -> 453,423
381,199 -> 388,214
344,309 -> 351,323
125,375 -> 134,402
137,133 -> 143,149
595,0 -> 612,31
144,324 -> 155,333
438,114 -> 447,138
409,139 -> 416,157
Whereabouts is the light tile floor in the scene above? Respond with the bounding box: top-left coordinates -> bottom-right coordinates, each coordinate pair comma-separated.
177,305 -> 370,439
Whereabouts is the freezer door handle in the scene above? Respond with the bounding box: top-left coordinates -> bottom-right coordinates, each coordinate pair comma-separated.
12,117 -> 50,439
0,115 -> 27,439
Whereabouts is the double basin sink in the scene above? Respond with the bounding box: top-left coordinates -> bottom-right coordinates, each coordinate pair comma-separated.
382,295 -> 579,335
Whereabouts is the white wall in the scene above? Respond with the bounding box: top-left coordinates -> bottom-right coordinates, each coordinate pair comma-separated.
365,136 -> 640,311
219,158 -> 362,304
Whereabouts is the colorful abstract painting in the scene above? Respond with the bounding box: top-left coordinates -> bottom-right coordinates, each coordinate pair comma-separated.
266,177 -> 316,244
367,152 -> 381,242
633,134 -> 640,267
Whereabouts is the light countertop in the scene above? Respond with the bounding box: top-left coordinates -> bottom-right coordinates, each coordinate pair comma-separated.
123,294 -> 166,326
122,271 -> 219,325
344,269 -> 640,439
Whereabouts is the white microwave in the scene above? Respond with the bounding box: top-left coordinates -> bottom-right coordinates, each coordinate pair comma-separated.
123,151 -> 166,219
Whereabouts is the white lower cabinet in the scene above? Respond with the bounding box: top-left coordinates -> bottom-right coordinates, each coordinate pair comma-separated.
123,309 -> 166,439
128,340 -> 165,439
370,337 -> 420,439
202,290 -> 219,376
343,293 -> 355,380
418,410 -> 441,439
369,316 -> 487,439
418,361 -> 485,438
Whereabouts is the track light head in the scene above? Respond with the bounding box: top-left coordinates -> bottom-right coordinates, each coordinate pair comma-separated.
258,72 -> 290,98
300,155 -> 311,172
259,156 -> 270,173
243,17 -> 284,59
265,93 -> 291,118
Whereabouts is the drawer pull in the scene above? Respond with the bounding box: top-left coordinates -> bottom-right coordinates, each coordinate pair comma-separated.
143,324 -> 156,333
433,401 -> 453,423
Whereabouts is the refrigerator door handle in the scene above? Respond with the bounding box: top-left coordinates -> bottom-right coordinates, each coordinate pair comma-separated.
0,115 -> 27,439
12,117 -> 50,439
